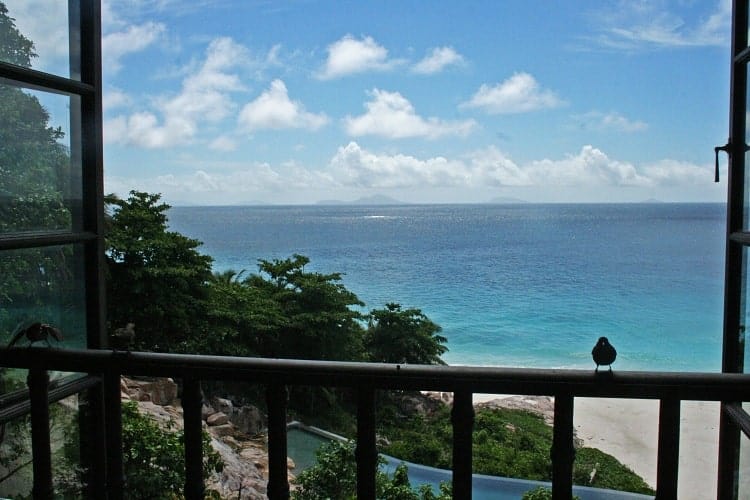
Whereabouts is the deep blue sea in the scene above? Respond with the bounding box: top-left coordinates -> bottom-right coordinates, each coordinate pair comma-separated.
167,203 -> 726,372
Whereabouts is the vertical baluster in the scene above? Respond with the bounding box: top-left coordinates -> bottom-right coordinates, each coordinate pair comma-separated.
266,383 -> 289,499
28,368 -> 53,499
103,370 -> 124,499
551,394 -> 574,500
80,380 -> 107,497
183,378 -> 204,499
451,389 -> 474,499
356,386 -> 377,499
656,398 -> 680,499
718,404 -> 741,500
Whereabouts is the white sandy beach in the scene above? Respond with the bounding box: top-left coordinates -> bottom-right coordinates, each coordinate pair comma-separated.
470,394 -> 745,500
575,398 -> 720,500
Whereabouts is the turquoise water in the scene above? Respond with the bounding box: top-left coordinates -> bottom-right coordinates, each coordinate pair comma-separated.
168,203 -> 725,372
287,427 -> 331,473
286,427 -> 652,499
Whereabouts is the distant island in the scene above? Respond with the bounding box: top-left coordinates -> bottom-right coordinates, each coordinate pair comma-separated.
317,194 -> 406,206
487,196 -> 529,204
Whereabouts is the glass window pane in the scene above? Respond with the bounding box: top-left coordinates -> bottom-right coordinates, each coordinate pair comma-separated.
0,1 -> 80,80
0,83 -> 83,234
0,395 -> 87,497
739,434 -> 750,499
0,413 -> 32,496
743,246 -> 750,371
0,243 -> 86,353
744,62 -> 750,229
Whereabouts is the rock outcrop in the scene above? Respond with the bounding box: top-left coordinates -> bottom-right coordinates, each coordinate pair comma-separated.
120,377 -> 285,499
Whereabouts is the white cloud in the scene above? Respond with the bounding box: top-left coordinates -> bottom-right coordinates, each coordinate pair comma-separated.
329,143 -> 709,190
4,1 -> 68,71
106,143 -> 714,203
412,46 -> 465,74
525,145 -> 652,187
238,79 -> 329,131
329,143 -> 531,189
344,89 -> 477,139
106,37 -> 248,148
102,22 -> 166,74
152,165 -> 285,194
642,159 -> 710,185
209,136 -> 237,152
574,111 -> 648,133
592,0 -> 730,49
318,34 -> 402,79
462,73 -> 563,114
103,87 -> 131,112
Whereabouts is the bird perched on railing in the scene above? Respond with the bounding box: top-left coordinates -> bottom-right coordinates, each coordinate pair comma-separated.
109,323 -> 135,351
592,336 -> 616,372
7,322 -> 63,348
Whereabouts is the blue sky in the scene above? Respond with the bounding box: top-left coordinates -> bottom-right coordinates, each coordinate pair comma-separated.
7,0 -> 733,204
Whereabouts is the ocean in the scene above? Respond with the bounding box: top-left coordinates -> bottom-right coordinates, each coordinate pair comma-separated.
167,203 -> 726,372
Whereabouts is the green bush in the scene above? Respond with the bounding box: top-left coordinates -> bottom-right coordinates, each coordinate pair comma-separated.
521,486 -> 580,500
292,440 -> 451,500
380,405 -> 654,495
121,401 -> 223,499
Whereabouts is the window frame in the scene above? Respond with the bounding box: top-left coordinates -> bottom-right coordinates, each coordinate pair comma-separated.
718,1 -> 750,498
0,0 -> 105,351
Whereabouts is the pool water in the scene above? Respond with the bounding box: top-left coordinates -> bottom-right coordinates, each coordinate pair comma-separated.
287,427 -> 332,473
286,427 -> 653,499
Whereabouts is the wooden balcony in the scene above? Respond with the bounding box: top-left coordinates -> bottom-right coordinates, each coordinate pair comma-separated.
1,347 -> 749,499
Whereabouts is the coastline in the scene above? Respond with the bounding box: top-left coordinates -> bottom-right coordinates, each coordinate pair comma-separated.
470,394 -> 722,500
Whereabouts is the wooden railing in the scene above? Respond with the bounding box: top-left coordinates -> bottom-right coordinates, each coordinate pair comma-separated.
1,347 -> 750,499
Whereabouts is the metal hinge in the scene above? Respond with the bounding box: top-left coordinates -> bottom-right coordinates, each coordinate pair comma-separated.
715,141 -> 731,183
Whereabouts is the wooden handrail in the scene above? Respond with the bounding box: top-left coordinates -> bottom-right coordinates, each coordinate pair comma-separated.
6,347 -> 750,499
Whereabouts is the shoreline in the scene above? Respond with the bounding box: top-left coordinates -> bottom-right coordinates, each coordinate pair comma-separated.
468,393 -> 721,499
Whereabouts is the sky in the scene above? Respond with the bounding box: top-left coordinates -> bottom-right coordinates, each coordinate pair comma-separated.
5,0 -> 734,205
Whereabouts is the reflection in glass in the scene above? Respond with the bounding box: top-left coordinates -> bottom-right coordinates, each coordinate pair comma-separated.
0,395 -> 86,497
0,244 -> 86,360
0,83 -> 82,234
0,1 -> 79,80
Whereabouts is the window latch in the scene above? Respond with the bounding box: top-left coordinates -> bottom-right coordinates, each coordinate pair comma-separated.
714,142 -> 731,183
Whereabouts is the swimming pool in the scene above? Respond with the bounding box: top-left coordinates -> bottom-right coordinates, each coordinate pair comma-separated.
286,424 -> 653,499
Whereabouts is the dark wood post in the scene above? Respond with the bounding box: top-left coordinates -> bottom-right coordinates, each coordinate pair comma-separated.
28,368 -> 53,499
183,378 -> 204,499
551,394 -> 574,500
451,389 -> 474,498
356,386 -> 377,499
266,383 -> 289,499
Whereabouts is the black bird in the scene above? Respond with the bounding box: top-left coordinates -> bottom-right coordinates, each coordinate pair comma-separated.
109,323 -> 136,351
7,322 -> 63,348
592,336 -> 616,372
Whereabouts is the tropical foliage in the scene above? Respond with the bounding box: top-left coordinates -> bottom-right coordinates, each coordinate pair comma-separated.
380,405 -> 654,495
104,191 -> 449,370
292,440 -> 451,500
106,191 -> 214,351
121,401 -> 223,499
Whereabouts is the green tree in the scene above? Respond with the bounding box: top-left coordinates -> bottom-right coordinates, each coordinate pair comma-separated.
106,191 -> 213,351
191,269 -> 285,356
245,254 -> 365,361
0,1 -> 75,341
365,303 -> 447,365
0,3 -> 35,67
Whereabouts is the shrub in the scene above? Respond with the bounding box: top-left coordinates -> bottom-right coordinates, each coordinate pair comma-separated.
121,401 -> 223,499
